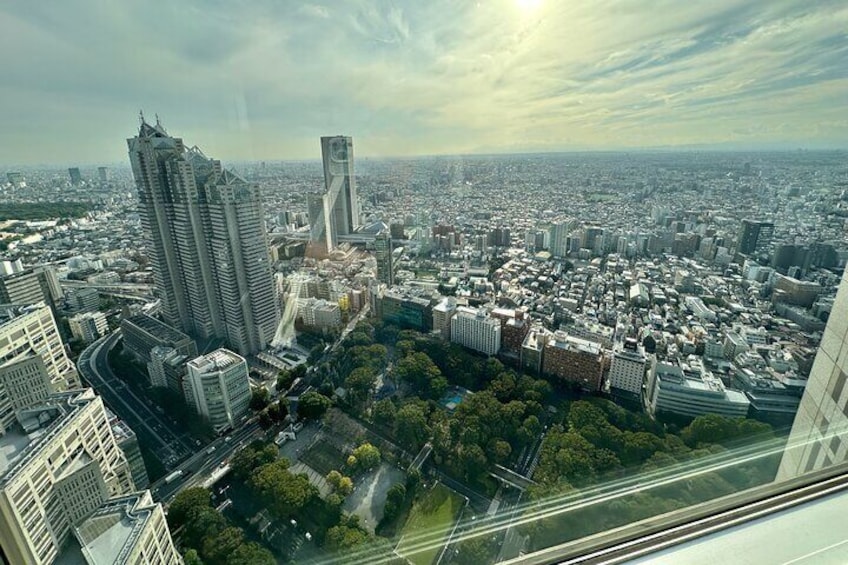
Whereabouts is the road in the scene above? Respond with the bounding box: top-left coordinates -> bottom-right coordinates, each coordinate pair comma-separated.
152,421 -> 263,503
77,330 -> 195,468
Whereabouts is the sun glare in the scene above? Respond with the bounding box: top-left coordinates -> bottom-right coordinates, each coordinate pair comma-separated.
515,0 -> 544,13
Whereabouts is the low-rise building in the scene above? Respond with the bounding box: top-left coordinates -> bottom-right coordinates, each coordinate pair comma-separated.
298,297 -> 342,329
68,311 -> 108,343
121,314 -> 197,364
648,360 -> 750,420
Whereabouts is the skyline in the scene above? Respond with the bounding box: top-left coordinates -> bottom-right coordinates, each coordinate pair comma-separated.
2,0 -> 847,165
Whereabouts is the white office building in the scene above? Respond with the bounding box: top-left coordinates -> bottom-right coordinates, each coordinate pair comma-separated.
609,339 -> 647,397
0,302 -> 79,396
432,297 -> 457,339
72,491 -> 179,564
0,390 -> 135,564
648,358 -> 750,419
450,306 -> 501,356
185,348 -> 251,433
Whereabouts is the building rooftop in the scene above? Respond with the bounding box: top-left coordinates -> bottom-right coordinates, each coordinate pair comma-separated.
0,389 -> 97,487
72,492 -> 159,565
188,348 -> 245,373
122,313 -> 192,344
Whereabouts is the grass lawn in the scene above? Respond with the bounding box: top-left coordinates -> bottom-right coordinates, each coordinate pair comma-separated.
396,483 -> 465,565
300,439 -> 346,476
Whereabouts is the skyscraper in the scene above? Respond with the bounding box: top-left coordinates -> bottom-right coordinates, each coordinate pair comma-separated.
375,232 -> 395,286
309,136 -> 359,252
127,117 -> 280,356
737,219 -> 774,255
778,265 -> 848,480
68,167 -> 82,185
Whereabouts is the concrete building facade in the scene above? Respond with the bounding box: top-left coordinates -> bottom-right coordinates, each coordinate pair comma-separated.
128,118 -> 280,356
185,349 -> 251,433
0,390 -> 135,564
609,339 -> 647,398
450,306 -> 502,356
0,303 -> 79,397
779,266 -> 848,480
68,311 -> 108,343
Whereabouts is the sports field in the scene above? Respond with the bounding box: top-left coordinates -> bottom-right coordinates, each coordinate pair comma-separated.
396,483 -> 465,565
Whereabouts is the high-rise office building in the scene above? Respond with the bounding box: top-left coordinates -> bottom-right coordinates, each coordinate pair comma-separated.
68,167 -> 82,185
737,219 -> 774,255
72,491 -> 179,564
127,117 -> 280,356
375,232 -> 395,286
778,266 -> 848,480
185,348 -> 251,433
0,389 -> 135,564
107,409 -> 150,490
309,136 -> 360,252
0,355 -> 53,435
97,166 -> 110,183
549,220 -> 575,258
0,302 -> 79,396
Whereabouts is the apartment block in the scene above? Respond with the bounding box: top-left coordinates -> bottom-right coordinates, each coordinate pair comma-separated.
542,332 -> 605,392
450,306 -> 502,356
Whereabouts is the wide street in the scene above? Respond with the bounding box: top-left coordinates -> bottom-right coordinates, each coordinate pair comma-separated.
77,330 -> 195,468
152,420 -> 263,503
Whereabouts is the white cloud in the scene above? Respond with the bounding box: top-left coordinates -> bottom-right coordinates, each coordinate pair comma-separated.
0,0 -> 845,164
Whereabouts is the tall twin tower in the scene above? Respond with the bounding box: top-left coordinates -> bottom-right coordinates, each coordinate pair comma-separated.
127,118 -> 280,356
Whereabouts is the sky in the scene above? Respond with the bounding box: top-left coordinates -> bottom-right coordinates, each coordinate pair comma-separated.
1,0 -> 847,165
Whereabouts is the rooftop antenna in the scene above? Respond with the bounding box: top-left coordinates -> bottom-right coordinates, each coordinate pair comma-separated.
155,113 -> 162,127
138,110 -> 145,125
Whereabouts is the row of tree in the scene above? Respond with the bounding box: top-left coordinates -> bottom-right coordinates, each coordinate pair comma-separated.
520,399 -> 778,551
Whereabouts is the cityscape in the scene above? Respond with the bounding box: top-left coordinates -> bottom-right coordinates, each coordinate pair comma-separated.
0,115 -> 846,564
1,1 -> 848,563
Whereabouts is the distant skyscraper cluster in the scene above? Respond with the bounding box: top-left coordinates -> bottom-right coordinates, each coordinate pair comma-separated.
127,118 -> 280,356
308,136 -> 360,253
